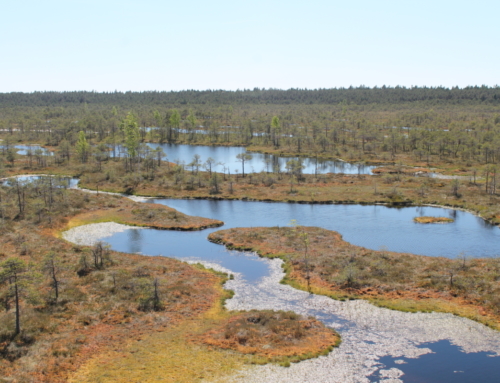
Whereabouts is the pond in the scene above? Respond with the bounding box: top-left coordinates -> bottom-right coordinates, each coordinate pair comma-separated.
0,145 -> 53,156
8,142 -> 375,175
369,340 -> 500,383
66,198 -> 500,382
1,175 -> 79,188
147,199 -> 500,258
112,143 -> 375,175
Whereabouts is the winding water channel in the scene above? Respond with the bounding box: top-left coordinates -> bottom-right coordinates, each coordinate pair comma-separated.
61,194 -> 500,383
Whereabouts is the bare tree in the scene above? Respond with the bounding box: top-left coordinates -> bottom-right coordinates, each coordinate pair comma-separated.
43,252 -> 61,302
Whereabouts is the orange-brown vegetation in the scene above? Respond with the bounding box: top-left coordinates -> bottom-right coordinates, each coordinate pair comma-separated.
3,150 -> 500,226
64,196 -> 223,232
2,186 -> 343,382
194,310 -> 339,363
0,189 -> 226,382
62,159 -> 500,227
413,216 -> 454,224
372,166 -> 431,175
209,226 -> 500,329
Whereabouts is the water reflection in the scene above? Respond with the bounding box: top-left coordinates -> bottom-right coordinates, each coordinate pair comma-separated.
102,228 -> 270,282
0,145 -> 53,156
449,209 -> 457,220
1,175 -> 79,188
109,143 -> 374,175
127,229 -> 144,254
147,199 -> 500,258
89,198 -> 500,382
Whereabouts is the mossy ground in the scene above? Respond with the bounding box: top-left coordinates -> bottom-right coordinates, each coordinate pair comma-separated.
61,196 -> 223,234
67,275 -> 249,383
0,189 -> 227,382
0,188 -> 338,382
2,144 -> 500,380
3,149 -> 500,226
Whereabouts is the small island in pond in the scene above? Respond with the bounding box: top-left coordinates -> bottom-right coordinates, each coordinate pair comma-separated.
196,310 -> 340,366
414,216 -> 454,224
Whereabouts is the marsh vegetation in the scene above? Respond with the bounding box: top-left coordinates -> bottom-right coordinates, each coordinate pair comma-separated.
2,87 -> 500,381
209,226 -> 500,328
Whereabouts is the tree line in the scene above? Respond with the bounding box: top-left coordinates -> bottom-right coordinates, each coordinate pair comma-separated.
1,86 -> 500,108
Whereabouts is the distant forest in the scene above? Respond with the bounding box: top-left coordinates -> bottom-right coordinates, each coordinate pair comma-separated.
1,86 -> 500,107
2,87 -> 500,168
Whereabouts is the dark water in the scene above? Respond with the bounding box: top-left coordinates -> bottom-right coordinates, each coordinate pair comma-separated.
370,340 -> 500,383
110,142 -> 374,175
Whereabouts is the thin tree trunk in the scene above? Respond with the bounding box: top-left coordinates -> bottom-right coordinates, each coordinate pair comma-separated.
14,279 -> 20,335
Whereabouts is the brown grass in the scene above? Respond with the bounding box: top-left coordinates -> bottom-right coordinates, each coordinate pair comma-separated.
372,166 -> 432,175
1,188 -> 342,382
194,310 -> 339,364
413,216 -> 454,224
0,190 -> 227,382
62,196 -> 223,234
209,226 -> 500,330
67,269 -> 249,383
60,160 -> 500,227
4,153 -> 500,227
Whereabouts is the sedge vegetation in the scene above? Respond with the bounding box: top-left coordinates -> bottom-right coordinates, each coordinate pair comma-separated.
2,87 -> 500,217
195,310 -> 340,367
73,307 -> 340,382
0,181 -> 234,382
2,87 -> 500,379
208,226 -> 500,330
1,87 -> 500,174
3,153 -> 498,226
0,170 -> 338,382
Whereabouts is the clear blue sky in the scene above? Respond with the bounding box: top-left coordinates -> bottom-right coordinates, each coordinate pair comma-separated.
1,0 -> 499,92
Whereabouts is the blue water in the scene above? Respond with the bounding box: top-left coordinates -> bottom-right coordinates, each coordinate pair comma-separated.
100,198 -> 500,284
370,340 -> 500,383
146,199 -> 500,258
13,145 -> 53,156
109,142 -> 374,175
89,198 -> 500,382
8,141 -> 374,174
1,175 -> 79,188
102,227 -> 269,282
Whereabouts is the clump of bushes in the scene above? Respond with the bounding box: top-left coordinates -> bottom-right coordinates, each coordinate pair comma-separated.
197,310 -> 339,365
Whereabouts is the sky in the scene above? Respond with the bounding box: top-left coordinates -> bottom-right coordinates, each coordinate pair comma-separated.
1,0 -> 499,92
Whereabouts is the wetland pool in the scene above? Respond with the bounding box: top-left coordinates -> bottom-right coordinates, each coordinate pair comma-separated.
111,142 -> 375,175
63,198 -> 500,382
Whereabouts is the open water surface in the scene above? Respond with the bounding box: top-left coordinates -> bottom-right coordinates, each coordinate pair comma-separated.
147,199 -> 500,258
90,198 -> 500,382
369,340 -> 500,383
1,175 -> 79,188
4,175 -> 500,381
111,142 -> 375,175
3,145 -> 53,156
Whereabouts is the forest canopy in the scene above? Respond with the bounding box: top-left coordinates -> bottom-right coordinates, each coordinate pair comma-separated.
1,86 -> 499,108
